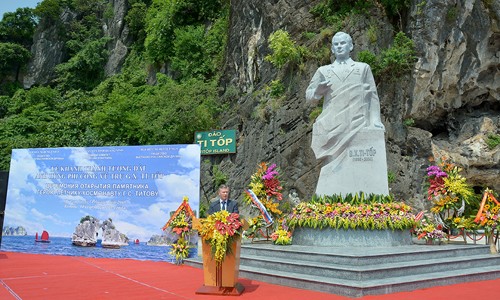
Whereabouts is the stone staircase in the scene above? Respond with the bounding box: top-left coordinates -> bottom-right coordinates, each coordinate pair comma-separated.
185,242 -> 500,298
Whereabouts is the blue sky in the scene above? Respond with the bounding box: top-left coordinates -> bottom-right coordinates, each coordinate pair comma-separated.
0,0 -> 40,20
3,145 -> 201,241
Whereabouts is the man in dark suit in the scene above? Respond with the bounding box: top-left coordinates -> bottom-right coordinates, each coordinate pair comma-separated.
208,184 -> 239,214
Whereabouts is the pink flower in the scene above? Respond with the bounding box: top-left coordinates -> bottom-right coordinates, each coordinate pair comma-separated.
262,164 -> 279,180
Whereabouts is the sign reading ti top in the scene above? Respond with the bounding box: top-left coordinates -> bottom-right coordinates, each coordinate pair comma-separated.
195,130 -> 236,155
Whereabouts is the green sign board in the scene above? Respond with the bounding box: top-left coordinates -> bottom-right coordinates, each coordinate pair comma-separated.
194,130 -> 236,155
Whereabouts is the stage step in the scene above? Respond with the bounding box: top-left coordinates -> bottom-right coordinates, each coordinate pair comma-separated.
184,243 -> 500,297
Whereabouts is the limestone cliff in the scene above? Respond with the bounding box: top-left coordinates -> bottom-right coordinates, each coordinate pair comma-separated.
101,218 -> 129,247
20,0 -> 499,210
2,226 -> 28,236
72,216 -> 100,247
23,0 -> 131,88
207,0 -> 499,211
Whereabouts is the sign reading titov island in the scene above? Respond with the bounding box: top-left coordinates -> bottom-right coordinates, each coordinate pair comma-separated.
195,130 -> 236,155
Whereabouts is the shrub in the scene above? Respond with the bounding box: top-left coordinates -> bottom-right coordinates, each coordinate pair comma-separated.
268,80 -> 285,98
379,0 -> 411,18
357,32 -> 416,80
403,118 -> 415,127
55,38 -> 109,91
310,0 -> 373,23
265,30 -> 302,69
378,31 -> 416,78
0,42 -> 31,78
486,134 -> 500,150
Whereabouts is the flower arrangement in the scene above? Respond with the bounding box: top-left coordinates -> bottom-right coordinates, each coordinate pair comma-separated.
450,216 -> 476,231
271,229 -> 292,245
244,162 -> 284,216
243,162 -> 285,240
425,159 -> 476,231
170,237 -> 191,263
162,196 -> 196,264
426,159 -> 500,253
271,224 -> 292,245
168,210 -> 193,264
415,217 -> 447,242
169,210 -> 191,235
196,210 -> 243,262
243,216 -> 269,240
286,201 -> 416,231
474,189 -> 500,231
426,160 -> 474,212
474,189 -> 500,253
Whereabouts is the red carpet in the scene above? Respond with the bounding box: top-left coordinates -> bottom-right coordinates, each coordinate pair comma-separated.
0,251 -> 498,300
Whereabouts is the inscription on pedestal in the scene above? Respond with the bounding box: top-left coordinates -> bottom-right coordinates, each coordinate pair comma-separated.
349,146 -> 377,162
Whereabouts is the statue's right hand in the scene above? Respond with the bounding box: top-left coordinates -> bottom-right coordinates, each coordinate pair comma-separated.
315,80 -> 332,95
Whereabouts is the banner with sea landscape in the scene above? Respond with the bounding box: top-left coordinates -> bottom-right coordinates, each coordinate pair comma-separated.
1,144 -> 200,262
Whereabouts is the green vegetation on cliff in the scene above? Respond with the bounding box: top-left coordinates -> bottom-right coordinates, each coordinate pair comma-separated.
0,0 -> 229,171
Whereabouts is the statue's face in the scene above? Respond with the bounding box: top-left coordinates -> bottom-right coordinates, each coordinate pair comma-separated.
332,34 -> 353,60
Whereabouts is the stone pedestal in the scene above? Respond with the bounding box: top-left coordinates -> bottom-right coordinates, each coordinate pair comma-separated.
315,128 -> 389,196
292,227 -> 413,247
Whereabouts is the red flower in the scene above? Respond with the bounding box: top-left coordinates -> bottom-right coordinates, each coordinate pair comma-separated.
215,220 -> 228,235
226,213 -> 240,224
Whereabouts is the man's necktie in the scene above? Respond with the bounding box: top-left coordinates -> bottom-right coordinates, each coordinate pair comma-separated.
222,201 -> 226,211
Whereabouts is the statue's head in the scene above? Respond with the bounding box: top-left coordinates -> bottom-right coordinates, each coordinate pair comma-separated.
331,32 -> 353,61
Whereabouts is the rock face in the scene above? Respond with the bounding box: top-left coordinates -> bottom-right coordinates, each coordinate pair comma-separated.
103,0 -> 131,77
101,218 -> 129,247
23,9 -> 74,88
2,226 -> 27,236
204,0 -> 500,212
406,0 -> 500,194
213,0 -> 325,207
72,216 -> 100,247
24,0 -> 131,87
19,1 -> 499,210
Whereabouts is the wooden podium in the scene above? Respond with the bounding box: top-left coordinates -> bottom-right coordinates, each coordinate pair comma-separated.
194,217 -> 245,296
196,237 -> 244,295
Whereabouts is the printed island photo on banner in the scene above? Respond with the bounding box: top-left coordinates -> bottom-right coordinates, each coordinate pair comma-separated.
1,144 -> 200,262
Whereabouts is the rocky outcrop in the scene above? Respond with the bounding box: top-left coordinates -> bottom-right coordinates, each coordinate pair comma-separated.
205,0 -> 500,212
23,9 -> 74,88
72,216 -> 129,247
18,0 -> 499,210
409,0 -> 499,125
101,218 -> 129,248
103,0 -> 132,76
146,234 -> 169,246
405,0 -> 500,195
72,216 -> 100,247
23,1 -> 131,87
212,0 -> 326,208
2,226 -> 27,236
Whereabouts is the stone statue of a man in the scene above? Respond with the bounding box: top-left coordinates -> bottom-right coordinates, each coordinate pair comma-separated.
305,32 -> 389,196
